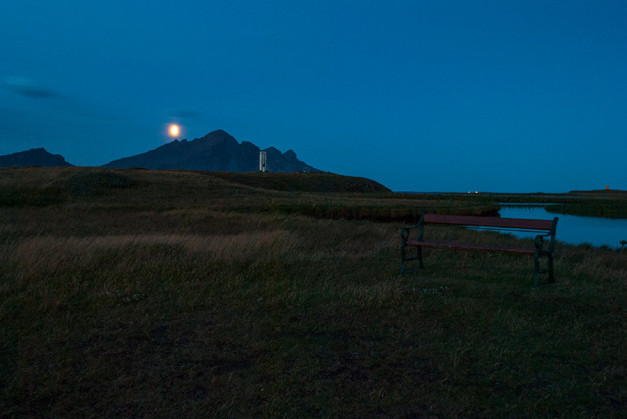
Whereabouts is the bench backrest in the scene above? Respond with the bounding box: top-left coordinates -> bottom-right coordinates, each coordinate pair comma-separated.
423,213 -> 556,231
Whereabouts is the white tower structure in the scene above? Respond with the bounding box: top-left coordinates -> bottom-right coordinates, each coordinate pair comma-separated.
259,151 -> 267,172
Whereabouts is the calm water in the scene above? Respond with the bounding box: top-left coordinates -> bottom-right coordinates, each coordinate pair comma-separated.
499,205 -> 627,249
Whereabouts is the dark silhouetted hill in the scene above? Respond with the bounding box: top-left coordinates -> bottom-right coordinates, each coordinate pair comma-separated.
209,171 -> 391,193
0,148 -> 73,167
104,129 -> 320,173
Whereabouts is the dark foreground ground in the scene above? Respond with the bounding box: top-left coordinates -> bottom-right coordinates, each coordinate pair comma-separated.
1,168 -> 625,416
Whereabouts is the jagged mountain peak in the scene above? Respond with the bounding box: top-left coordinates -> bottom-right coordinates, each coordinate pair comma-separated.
1,130 -> 320,173
192,129 -> 237,144
104,129 -> 320,173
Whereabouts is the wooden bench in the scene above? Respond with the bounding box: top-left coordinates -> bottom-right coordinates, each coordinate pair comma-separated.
400,212 -> 559,287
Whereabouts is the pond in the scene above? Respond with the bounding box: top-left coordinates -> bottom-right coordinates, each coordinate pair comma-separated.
498,204 -> 627,249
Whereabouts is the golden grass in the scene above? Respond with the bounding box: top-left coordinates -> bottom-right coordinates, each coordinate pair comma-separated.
16,231 -> 296,264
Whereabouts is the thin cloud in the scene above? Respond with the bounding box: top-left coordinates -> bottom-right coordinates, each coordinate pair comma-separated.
3,76 -> 59,99
167,109 -> 204,119
2,75 -> 125,121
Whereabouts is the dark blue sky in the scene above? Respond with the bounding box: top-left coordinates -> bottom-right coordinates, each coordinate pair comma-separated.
1,1 -> 625,192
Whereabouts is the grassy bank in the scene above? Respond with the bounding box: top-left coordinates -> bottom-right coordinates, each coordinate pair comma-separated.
1,168 -> 625,416
546,200 -> 627,219
482,190 -> 627,219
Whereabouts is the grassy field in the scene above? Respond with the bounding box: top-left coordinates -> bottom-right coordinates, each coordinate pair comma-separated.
1,168 -> 625,417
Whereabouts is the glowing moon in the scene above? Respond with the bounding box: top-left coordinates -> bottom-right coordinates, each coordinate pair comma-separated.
168,124 -> 180,137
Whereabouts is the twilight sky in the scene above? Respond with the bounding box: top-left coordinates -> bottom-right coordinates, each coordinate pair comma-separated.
1,0 -> 625,192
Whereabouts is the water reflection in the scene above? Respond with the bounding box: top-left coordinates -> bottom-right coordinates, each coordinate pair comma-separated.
499,205 -> 627,249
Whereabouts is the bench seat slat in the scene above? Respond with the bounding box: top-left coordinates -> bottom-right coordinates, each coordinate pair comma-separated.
423,214 -> 554,231
405,240 -> 536,255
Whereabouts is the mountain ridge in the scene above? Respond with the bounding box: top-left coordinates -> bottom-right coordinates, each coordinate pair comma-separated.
103,129 -> 320,173
0,148 -> 73,167
0,130 -> 320,173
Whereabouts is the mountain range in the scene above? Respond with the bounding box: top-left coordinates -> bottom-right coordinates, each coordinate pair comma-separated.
104,130 -> 319,172
0,130 -> 320,173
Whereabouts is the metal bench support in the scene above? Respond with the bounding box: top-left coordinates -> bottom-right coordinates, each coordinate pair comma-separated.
401,211 -> 558,287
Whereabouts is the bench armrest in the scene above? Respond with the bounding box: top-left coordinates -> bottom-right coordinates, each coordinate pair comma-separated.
534,217 -> 558,254
534,234 -> 549,252
401,211 -> 427,241
401,224 -> 419,241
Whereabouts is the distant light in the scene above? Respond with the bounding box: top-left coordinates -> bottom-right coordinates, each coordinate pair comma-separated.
168,124 -> 180,137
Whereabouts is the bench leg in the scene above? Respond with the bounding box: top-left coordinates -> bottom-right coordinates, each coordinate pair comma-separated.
400,245 -> 424,274
401,243 -> 407,274
401,243 -> 406,274
548,254 -> 555,283
533,252 -> 555,287
533,252 -> 540,288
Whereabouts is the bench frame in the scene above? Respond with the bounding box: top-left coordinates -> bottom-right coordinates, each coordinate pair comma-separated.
401,212 -> 559,287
